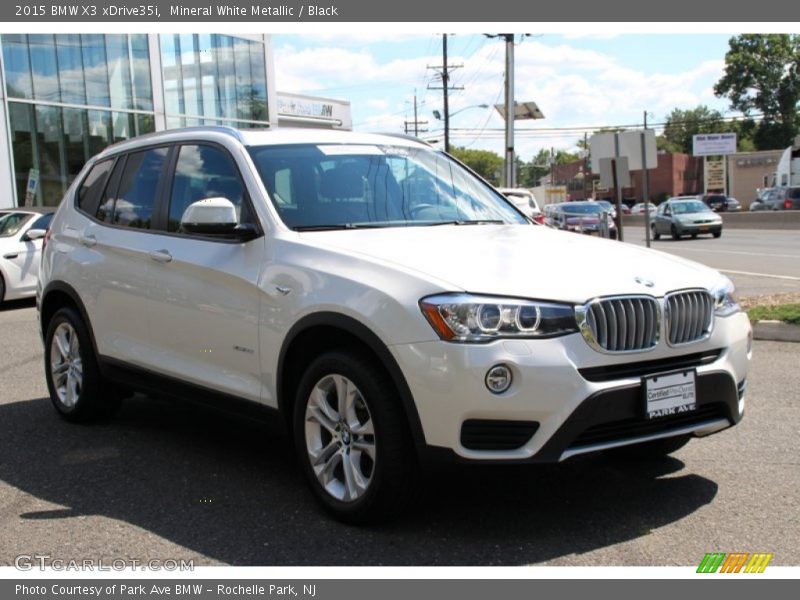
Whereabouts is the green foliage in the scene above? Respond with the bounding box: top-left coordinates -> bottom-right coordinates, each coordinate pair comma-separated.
714,34 -> 800,150
449,146 -> 504,185
660,106 -> 728,154
747,303 -> 800,325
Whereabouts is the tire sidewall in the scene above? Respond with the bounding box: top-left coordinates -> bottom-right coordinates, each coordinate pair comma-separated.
44,307 -> 101,420
292,351 -> 402,521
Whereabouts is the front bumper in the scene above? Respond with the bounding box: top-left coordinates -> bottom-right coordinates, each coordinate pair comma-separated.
675,221 -> 722,235
391,311 -> 750,463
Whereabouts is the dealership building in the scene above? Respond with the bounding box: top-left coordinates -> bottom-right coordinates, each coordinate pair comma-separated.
0,33 -> 351,209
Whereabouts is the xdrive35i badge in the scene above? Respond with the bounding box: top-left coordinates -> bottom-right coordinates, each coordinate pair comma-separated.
635,276 -> 655,288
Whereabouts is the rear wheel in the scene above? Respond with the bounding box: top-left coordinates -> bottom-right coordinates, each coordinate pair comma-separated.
293,350 -> 417,524
0,275 -> 5,303
44,307 -> 122,422
607,435 -> 691,460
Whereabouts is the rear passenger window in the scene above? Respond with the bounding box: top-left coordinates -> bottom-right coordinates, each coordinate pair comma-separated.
112,147 -> 168,229
77,160 -> 113,215
168,144 -> 246,233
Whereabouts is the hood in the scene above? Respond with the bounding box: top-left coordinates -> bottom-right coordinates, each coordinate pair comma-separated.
300,224 -> 723,303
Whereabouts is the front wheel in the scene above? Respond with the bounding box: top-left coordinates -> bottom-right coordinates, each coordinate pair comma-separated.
44,307 -> 122,422
651,225 -> 660,241
712,230 -> 722,238
293,351 -> 417,524
670,224 -> 681,240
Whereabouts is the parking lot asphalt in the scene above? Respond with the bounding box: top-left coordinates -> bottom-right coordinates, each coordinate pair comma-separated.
0,299 -> 798,566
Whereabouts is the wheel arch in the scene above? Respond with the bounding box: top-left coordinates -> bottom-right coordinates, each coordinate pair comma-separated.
277,312 -> 427,455
40,281 -> 100,359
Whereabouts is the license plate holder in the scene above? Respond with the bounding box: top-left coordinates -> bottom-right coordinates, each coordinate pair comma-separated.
643,369 -> 697,420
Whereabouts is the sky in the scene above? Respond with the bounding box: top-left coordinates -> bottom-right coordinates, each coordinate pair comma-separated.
272,33 -> 735,162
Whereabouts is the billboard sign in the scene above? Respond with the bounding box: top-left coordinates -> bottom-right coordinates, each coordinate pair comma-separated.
693,133 -> 737,156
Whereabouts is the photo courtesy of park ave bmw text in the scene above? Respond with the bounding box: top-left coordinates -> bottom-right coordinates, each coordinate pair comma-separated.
0,0 -> 798,595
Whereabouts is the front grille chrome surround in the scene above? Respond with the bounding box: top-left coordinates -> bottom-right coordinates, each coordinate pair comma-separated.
576,295 -> 660,354
664,289 -> 715,347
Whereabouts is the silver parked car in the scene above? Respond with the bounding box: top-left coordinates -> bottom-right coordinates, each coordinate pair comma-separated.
651,197 -> 722,240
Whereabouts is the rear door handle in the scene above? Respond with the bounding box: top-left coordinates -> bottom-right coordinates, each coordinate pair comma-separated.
79,233 -> 97,247
148,249 -> 173,264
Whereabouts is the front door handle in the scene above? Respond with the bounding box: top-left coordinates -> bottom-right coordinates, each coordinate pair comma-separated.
79,233 -> 97,247
148,249 -> 173,264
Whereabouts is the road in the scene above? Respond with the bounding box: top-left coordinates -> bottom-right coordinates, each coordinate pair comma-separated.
621,226 -> 800,298
0,300 -> 798,566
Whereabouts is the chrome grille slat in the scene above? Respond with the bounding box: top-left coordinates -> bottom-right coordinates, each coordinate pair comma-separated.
579,295 -> 659,353
666,290 -> 714,346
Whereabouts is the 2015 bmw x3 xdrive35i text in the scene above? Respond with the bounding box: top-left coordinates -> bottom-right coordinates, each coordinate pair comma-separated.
38,127 -> 751,523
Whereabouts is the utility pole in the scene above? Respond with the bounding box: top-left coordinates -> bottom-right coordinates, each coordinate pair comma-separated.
427,34 -> 463,153
642,110 -> 652,248
403,91 -> 428,136
503,33 -> 515,187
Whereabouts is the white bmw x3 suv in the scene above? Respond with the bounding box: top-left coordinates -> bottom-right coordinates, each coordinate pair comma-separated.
38,127 -> 751,522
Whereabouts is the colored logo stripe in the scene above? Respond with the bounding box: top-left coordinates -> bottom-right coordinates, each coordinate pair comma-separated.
697,553 -> 773,573
745,553 -> 773,573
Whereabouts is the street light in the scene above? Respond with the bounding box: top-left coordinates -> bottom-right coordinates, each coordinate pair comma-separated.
433,103 -> 489,121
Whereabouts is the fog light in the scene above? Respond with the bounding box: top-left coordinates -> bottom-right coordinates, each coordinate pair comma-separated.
485,364 -> 512,394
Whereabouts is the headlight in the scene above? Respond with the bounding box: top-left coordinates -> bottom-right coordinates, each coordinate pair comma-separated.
420,293 -> 579,342
711,276 -> 740,317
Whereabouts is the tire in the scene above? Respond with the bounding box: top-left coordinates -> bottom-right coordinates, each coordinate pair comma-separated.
712,230 -> 722,239
691,233 -> 698,239
606,434 -> 691,460
0,274 -> 5,303
651,225 -> 660,241
670,224 -> 681,240
293,350 -> 418,524
44,307 -> 122,422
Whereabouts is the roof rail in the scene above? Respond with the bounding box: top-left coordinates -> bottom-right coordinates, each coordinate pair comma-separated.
372,132 -> 432,147
104,125 -> 259,152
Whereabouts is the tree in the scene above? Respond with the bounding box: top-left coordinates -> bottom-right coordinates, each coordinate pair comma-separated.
659,106 -> 728,154
714,34 -> 800,150
449,146 -> 504,185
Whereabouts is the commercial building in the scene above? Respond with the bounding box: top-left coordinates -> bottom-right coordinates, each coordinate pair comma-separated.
0,34 -> 351,209
550,151 -> 703,204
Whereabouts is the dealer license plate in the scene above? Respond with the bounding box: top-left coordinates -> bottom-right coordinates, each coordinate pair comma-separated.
643,370 -> 697,420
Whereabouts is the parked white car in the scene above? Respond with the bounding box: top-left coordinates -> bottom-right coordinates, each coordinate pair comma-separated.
496,187 -> 543,223
0,207 -> 54,303
39,128 -> 752,523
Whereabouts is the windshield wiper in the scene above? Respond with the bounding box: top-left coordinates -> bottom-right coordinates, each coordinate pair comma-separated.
425,219 -> 506,226
293,223 -> 394,232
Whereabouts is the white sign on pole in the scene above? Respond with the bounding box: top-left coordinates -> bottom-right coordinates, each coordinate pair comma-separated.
692,133 -> 737,156
589,130 -> 657,174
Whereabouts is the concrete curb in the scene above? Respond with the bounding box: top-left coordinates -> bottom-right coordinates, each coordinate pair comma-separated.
752,320 -> 800,343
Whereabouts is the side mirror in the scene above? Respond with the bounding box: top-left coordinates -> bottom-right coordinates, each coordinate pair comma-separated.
180,197 -> 238,235
23,228 -> 47,241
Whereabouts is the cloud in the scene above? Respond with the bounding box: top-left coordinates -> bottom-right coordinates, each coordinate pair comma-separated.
273,35 -> 732,160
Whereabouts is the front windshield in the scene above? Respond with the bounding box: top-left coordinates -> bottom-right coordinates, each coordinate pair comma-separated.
0,212 -> 31,237
672,201 -> 711,214
248,143 -> 527,230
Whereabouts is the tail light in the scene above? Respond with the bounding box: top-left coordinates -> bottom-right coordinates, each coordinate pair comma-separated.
535,215 -> 545,225
785,200 -> 792,210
